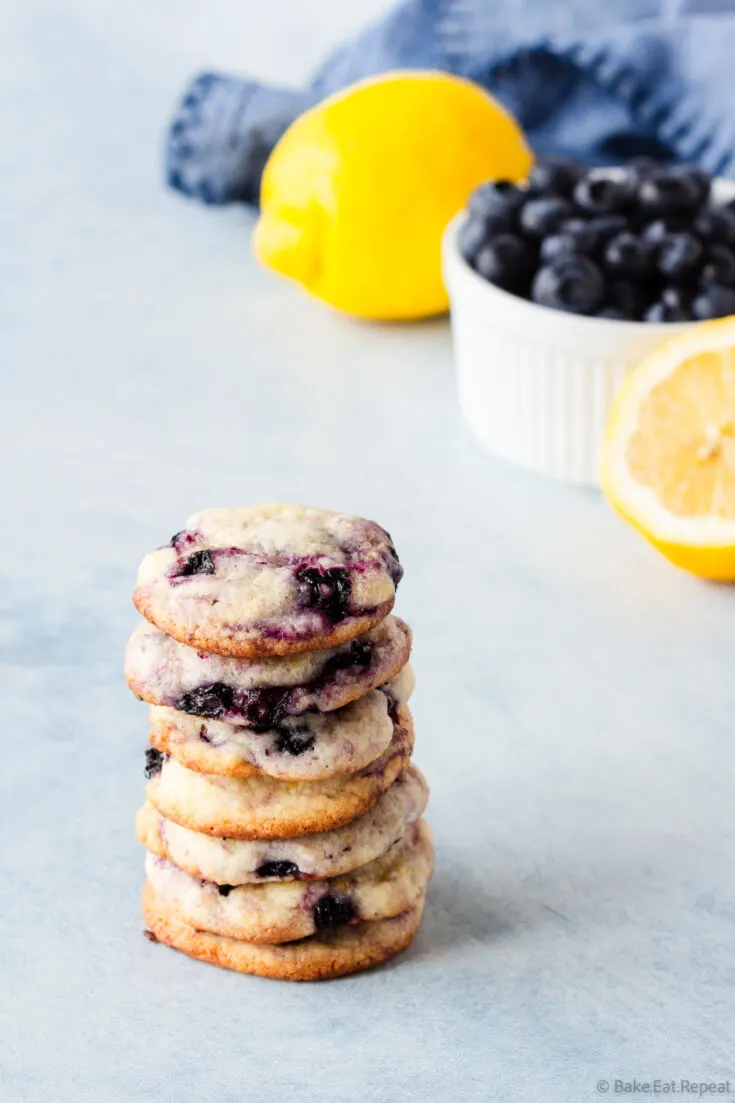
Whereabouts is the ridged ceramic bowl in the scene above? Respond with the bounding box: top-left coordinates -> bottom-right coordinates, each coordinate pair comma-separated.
442,177 -> 735,486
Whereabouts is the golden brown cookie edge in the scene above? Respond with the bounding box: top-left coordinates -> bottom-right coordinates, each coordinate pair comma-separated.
132,591 -> 395,658
125,618 -> 412,718
141,881 -> 424,981
142,818 -> 434,944
145,707 -> 414,839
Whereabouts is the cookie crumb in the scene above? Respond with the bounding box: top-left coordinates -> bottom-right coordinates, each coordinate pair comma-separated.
143,928 -> 159,942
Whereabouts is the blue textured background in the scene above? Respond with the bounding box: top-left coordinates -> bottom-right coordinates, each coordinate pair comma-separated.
166,0 -> 735,205
2,3 -> 734,1100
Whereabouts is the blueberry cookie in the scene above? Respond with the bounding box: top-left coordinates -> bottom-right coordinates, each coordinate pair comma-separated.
147,665 -> 414,780
136,764 -> 429,883
133,505 -> 403,658
144,819 -> 433,944
142,881 -> 425,981
145,710 -> 413,838
125,616 -> 411,726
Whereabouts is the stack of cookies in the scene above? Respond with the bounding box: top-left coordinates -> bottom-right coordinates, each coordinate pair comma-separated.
124,504 -> 433,981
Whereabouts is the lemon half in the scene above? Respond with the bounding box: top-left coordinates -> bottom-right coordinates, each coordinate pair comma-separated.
602,316 -> 735,579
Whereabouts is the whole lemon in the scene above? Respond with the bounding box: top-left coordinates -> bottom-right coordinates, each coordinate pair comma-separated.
253,70 -> 533,320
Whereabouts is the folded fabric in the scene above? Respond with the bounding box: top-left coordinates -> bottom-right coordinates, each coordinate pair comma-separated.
166,0 -> 735,206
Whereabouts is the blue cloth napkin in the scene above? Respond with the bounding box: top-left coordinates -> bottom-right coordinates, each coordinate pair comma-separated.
166,0 -> 735,206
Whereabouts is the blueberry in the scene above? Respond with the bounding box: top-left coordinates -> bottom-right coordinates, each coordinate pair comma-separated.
596,305 -> 634,320
667,164 -> 711,207
642,219 -> 684,245
540,221 -> 599,262
694,207 -> 735,247
527,155 -> 583,197
381,538 -> 403,586
603,233 -> 655,278
563,218 -> 605,247
644,300 -> 690,323
472,233 -> 536,291
701,245 -> 735,286
346,639 -> 372,667
539,234 -> 576,263
312,894 -> 355,930
573,174 -> 633,216
218,884 -> 234,897
587,215 -> 629,242
169,530 -> 198,551
643,302 -> 669,323
274,725 -> 316,756
468,180 -> 525,224
295,566 -> 351,623
174,549 -> 215,578
241,687 -> 290,728
531,255 -> 605,315
638,167 -> 705,217
657,232 -> 704,280
609,280 -> 656,320
458,216 -> 491,264
144,747 -> 165,778
256,860 -> 300,879
623,157 -> 660,186
519,196 -> 573,239
177,682 -> 234,718
692,284 -> 735,320
318,639 -> 372,683
661,285 -> 695,312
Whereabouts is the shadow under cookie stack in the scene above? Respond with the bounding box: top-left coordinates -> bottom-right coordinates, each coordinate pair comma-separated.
124,504 -> 433,981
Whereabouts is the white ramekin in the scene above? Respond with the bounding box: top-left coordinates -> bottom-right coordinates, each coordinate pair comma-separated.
442,177 -> 735,486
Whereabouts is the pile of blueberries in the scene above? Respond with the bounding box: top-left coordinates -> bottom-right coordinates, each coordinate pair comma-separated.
459,157 -> 735,322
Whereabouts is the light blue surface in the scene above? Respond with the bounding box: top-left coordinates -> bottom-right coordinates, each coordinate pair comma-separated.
2,4 -> 735,1102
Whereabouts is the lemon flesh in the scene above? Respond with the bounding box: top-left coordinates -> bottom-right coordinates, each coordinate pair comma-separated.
601,317 -> 735,579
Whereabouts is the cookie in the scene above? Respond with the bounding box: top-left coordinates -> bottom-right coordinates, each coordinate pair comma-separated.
142,881 -> 425,981
133,504 -> 403,658
125,615 -> 411,726
144,818 -> 433,943
137,764 -> 429,883
145,708 -> 414,838
147,665 -> 415,780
